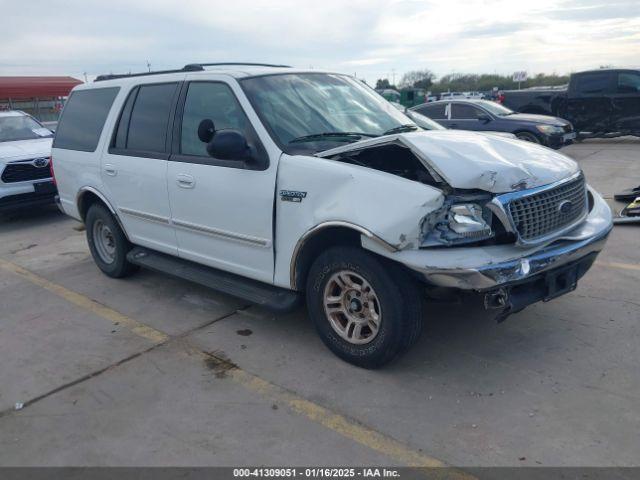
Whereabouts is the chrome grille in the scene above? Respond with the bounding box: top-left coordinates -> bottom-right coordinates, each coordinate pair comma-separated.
508,175 -> 587,241
1,161 -> 51,183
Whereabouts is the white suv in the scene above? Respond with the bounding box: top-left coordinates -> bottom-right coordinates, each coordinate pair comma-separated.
52,63 -> 613,368
0,111 -> 55,212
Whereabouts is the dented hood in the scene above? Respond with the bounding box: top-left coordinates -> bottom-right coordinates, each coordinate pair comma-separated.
318,130 -> 579,193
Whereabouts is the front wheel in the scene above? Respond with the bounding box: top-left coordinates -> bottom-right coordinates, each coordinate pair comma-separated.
515,131 -> 542,144
306,246 -> 423,369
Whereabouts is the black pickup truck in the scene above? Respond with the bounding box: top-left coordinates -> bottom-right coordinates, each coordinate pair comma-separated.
500,69 -> 640,138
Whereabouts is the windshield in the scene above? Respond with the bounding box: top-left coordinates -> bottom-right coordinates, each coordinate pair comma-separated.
476,100 -> 513,116
0,115 -> 52,142
240,73 -> 416,153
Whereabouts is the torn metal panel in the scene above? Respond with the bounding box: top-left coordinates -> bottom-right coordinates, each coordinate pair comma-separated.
272,153 -> 444,288
319,130 -> 580,193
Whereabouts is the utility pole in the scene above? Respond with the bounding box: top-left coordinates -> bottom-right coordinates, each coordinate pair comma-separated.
392,69 -> 396,86
146,60 -> 151,72
83,72 -> 88,83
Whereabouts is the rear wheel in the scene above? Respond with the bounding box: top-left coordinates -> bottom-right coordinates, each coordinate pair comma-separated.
86,203 -> 137,278
515,131 -> 542,144
306,246 -> 423,368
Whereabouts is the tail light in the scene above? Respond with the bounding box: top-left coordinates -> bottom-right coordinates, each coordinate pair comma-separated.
49,156 -> 56,185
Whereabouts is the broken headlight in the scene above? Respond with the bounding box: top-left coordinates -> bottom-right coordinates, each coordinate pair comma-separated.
423,203 -> 494,246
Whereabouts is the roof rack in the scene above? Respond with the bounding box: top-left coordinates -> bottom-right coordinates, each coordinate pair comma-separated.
184,62 -> 291,69
94,62 -> 291,82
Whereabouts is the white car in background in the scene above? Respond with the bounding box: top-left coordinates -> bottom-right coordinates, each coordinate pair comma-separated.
463,91 -> 485,99
0,111 -> 55,213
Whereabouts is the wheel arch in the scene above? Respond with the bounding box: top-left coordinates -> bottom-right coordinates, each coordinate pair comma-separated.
289,222 -> 397,291
513,129 -> 543,143
76,187 -> 130,241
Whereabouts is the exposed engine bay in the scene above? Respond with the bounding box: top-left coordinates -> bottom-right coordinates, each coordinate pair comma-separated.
327,143 -> 441,187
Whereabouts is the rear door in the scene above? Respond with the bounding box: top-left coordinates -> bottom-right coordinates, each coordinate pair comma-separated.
611,71 -> 640,133
101,81 -> 181,255
412,103 -> 449,127
565,71 -> 614,133
167,79 -> 277,284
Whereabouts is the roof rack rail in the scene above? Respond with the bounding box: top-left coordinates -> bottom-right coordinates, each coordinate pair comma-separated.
94,62 -> 290,82
183,62 -> 291,69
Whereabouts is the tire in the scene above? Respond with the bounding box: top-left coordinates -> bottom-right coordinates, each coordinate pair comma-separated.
515,131 -> 542,144
85,203 -> 138,278
306,246 -> 423,369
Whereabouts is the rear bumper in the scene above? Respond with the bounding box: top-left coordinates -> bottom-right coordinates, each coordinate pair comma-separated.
382,188 -> 613,291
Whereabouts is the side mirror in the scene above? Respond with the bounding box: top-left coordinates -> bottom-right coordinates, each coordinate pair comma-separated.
198,119 -> 216,143
206,129 -> 251,161
477,113 -> 492,123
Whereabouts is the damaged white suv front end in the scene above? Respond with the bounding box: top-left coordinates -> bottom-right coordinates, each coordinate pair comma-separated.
314,130 -> 612,320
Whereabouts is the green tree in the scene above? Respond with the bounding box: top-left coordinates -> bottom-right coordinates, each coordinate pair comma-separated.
399,69 -> 435,89
375,78 -> 392,89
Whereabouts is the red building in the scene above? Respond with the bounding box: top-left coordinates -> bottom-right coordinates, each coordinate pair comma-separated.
0,76 -> 83,122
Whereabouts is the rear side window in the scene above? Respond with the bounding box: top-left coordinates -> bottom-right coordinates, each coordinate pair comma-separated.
574,72 -> 612,95
126,83 -> 179,153
617,72 -> 640,93
414,104 -> 447,119
53,87 -> 119,151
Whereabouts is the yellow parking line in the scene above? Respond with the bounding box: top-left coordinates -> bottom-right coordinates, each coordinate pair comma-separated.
0,256 -> 472,476
597,261 -> 640,272
202,351 -> 473,477
0,258 -> 168,344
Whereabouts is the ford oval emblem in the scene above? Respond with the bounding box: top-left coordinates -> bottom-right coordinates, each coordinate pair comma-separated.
33,158 -> 49,168
558,200 -> 573,214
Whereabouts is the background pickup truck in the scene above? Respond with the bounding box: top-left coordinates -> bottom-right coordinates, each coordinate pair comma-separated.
500,68 -> 640,138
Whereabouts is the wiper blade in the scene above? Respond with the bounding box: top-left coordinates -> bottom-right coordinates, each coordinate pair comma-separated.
383,124 -> 418,135
289,132 -> 377,144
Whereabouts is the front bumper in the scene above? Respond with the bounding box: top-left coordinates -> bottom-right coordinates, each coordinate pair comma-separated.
380,187 -> 612,291
546,131 -> 575,149
0,180 -> 57,212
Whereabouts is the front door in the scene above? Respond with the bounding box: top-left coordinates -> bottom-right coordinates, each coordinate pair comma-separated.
167,80 -> 277,284
101,82 -> 181,255
447,102 -> 487,131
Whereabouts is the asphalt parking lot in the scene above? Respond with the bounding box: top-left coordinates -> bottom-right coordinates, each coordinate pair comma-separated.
0,138 -> 638,468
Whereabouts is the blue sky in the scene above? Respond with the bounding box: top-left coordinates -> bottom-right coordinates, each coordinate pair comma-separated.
1,0 -> 638,84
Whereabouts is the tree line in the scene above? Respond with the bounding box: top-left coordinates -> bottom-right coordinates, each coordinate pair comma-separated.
376,70 -> 570,93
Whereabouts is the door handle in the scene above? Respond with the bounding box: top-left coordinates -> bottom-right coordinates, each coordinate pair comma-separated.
449,123 -> 458,129
104,164 -> 117,176
176,174 -> 195,189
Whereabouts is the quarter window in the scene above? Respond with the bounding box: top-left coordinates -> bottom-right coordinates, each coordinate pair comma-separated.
53,87 -> 119,152
180,82 -> 250,157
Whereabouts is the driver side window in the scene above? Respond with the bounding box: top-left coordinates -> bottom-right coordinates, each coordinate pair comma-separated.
451,103 -> 483,120
180,82 -> 249,157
